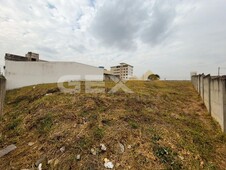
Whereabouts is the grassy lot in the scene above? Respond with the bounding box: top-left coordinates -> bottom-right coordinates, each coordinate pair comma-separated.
0,80 -> 226,169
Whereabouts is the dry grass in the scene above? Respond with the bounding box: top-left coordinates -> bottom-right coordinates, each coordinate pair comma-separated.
0,80 -> 226,169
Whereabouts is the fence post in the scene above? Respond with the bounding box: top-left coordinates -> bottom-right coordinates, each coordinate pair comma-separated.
0,75 -> 6,116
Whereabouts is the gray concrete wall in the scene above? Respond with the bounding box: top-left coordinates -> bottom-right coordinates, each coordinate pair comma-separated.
192,74 -> 226,132
210,78 -> 223,129
221,77 -> 226,132
191,75 -> 199,91
203,75 -> 211,112
0,76 -> 6,116
200,74 -> 204,99
198,75 -> 201,93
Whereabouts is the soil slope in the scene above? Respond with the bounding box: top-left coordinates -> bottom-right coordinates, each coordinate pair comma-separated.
0,81 -> 226,169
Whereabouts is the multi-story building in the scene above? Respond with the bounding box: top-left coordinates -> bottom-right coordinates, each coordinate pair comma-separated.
110,63 -> 133,80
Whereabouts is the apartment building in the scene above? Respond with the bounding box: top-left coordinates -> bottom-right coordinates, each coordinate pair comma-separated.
110,63 -> 133,80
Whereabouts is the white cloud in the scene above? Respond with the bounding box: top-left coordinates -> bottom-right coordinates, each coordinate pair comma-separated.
1,0 -> 226,78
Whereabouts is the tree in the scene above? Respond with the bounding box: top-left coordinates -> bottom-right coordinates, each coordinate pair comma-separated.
148,74 -> 160,81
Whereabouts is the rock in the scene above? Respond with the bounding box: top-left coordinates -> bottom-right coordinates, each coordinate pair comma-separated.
76,154 -> 81,160
28,142 -> 35,146
104,158 -> 114,169
104,158 -> 109,163
33,86 -> 36,89
45,93 -> 52,96
38,163 -> 42,170
54,159 -> 59,167
35,156 -> 48,167
104,162 -> 114,169
100,143 -> 107,151
119,142 -> 125,153
127,145 -> 132,149
48,159 -> 54,164
0,144 -> 17,158
91,148 -> 97,155
48,159 -> 60,169
60,146 -> 65,153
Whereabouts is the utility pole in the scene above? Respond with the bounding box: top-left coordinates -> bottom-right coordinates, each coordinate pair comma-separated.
218,67 -> 220,76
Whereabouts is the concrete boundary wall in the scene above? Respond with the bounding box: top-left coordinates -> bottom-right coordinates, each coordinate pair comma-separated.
0,76 -> 6,116
191,74 -> 226,133
200,74 -> 204,99
5,60 -> 104,90
203,75 -> 211,112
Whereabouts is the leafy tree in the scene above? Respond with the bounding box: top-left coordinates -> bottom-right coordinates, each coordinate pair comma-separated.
148,74 -> 160,80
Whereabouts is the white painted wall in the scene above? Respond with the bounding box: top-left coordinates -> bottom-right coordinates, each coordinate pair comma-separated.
5,60 -> 103,90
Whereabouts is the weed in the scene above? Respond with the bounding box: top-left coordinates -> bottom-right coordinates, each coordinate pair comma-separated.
101,119 -> 111,126
6,118 -> 22,130
0,133 -> 3,144
79,111 -> 89,117
78,137 -> 92,149
37,113 -> 53,134
0,115 -> 3,122
129,120 -> 139,129
153,145 -> 182,169
93,127 -> 105,140
152,134 -> 161,143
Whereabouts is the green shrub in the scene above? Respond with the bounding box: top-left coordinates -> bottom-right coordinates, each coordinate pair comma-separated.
93,127 -> 104,140
153,145 -> 182,169
6,118 -> 22,130
37,113 -> 53,134
129,120 -> 139,129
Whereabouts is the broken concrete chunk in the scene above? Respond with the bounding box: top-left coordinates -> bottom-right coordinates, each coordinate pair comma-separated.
28,142 -> 35,146
91,148 -> 97,155
104,162 -> 114,169
104,158 -> 114,169
60,146 -> 65,153
100,143 -> 107,151
0,144 -> 17,158
48,159 -> 54,164
38,163 -> 42,170
119,142 -> 125,153
76,154 -> 81,160
35,156 -> 47,167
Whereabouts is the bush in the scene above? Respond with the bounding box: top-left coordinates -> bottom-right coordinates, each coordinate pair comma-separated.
37,113 -> 53,134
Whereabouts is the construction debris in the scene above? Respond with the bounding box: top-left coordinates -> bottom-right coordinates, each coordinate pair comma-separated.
60,146 -> 65,153
91,148 -> 97,155
28,142 -> 35,146
104,158 -> 114,169
100,143 -> 107,151
0,144 -> 17,158
119,142 -> 125,153
76,154 -> 81,160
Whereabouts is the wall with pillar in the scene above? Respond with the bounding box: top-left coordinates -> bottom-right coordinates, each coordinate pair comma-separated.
191,74 -> 226,133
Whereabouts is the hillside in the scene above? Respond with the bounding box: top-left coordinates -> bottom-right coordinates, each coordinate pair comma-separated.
0,81 -> 226,169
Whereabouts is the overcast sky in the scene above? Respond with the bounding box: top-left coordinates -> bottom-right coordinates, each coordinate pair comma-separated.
1,0 -> 226,79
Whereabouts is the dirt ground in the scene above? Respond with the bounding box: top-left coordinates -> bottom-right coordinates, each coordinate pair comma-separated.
0,80 -> 226,169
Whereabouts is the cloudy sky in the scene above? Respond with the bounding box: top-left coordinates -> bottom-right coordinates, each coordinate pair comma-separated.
0,0 -> 226,79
